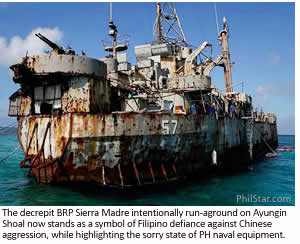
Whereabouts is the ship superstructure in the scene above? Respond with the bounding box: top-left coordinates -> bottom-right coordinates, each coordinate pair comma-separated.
8,3 -> 277,186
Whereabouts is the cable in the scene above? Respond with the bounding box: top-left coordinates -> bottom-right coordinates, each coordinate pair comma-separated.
253,124 -> 276,154
0,121 -> 18,130
0,144 -> 21,163
214,3 -> 220,36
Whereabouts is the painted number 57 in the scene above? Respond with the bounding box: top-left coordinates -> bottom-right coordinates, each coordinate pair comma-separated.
162,120 -> 177,135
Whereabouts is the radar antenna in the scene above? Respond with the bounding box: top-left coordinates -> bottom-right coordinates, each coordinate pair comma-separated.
102,2 -> 129,59
153,2 -> 187,46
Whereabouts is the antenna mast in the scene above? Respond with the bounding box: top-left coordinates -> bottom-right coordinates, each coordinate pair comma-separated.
218,16 -> 234,93
110,2 -> 112,21
153,2 -> 187,45
109,2 -> 117,58
156,3 -> 162,44
102,2 -> 129,59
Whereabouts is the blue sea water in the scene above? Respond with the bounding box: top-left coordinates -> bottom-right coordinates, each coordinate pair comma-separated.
0,135 -> 295,206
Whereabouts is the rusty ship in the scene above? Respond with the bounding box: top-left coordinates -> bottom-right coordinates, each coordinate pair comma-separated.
8,3 -> 278,187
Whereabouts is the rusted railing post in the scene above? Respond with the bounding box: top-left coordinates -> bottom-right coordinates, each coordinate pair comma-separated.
148,162 -> 156,184
102,165 -> 106,185
172,163 -> 177,174
118,164 -> 124,188
133,162 -> 141,185
161,163 -> 168,180
42,150 -> 47,183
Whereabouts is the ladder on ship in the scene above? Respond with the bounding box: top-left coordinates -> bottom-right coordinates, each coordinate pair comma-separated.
247,112 -> 254,161
242,111 -> 254,161
242,111 -> 277,161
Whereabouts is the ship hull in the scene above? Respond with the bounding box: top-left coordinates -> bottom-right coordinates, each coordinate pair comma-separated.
18,112 -> 278,186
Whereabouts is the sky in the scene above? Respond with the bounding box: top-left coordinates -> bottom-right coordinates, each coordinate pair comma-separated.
0,2 -> 295,135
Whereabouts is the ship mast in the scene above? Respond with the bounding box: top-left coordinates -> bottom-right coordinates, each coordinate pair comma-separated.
109,2 -> 117,59
218,17 -> 234,93
154,2 -> 187,45
103,2 -> 128,59
156,3 -> 162,44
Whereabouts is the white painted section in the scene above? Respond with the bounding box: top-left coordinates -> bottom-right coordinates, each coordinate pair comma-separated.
162,120 -> 178,135
212,150 -> 217,165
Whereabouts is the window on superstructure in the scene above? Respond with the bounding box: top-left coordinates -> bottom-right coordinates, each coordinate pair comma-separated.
34,84 -> 62,115
8,96 -> 21,117
8,89 -> 23,117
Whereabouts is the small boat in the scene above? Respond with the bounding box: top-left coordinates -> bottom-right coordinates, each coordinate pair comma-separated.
265,153 -> 278,158
276,148 -> 293,152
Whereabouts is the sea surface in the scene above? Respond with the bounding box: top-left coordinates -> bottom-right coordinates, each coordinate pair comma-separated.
0,135 -> 295,206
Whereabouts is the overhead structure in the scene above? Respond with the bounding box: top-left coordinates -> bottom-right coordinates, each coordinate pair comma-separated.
184,41 -> 212,74
153,2 -> 187,45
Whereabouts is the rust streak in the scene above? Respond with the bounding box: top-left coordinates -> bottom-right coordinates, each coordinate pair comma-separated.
148,162 -> 156,184
19,122 -> 38,167
133,162 -> 141,185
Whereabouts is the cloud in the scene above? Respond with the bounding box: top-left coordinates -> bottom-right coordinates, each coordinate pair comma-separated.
255,80 -> 295,101
0,27 -> 63,67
